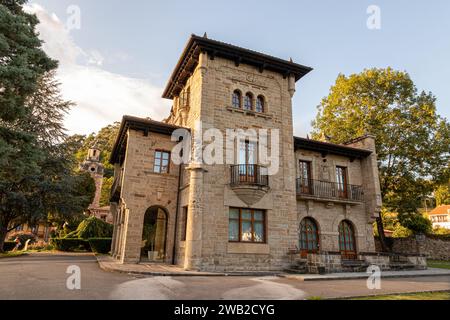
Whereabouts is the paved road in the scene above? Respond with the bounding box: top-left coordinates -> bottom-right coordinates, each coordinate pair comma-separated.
0,253 -> 449,300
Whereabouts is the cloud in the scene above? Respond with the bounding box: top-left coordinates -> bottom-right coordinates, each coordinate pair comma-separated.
24,3 -> 171,135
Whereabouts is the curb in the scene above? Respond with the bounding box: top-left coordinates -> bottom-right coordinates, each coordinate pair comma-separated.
95,256 -> 281,277
329,289 -> 450,300
280,269 -> 450,281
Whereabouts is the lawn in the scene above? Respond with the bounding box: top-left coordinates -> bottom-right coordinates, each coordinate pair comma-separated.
350,291 -> 450,300
427,260 -> 450,270
0,251 -> 28,259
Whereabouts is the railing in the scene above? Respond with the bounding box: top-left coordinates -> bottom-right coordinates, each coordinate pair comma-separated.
230,164 -> 269,187
296,178 -> 363,202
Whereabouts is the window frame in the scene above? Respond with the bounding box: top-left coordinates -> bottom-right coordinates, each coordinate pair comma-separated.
299,218 -> 320,257
335,166 -> 348,198
244,92 -> 254,111
153,149 -> 171,174
298,160 -> 312,194
232,90 -> 242,109
256,95 -> 265,113
228,207 -> 266,243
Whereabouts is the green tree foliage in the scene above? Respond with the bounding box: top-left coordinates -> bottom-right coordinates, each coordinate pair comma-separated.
312,68 -> 450,226
0,0 -> 57,122
66,216 -> 113,240
0,68 -> 96,252
434,183 -> 450,206
100,176 -> 114,207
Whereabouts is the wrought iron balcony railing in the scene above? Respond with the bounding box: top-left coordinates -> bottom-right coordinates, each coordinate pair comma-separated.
296,178 -> 363,202
230,164 -> 269,187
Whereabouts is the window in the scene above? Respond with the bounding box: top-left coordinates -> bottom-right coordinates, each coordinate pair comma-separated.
153,150 -> 170,173
339,220 -> 356,259
181,206 -> 188,241
229,208 -> 265,243
232,90 -> 241,108
244,92 -> 253,110
238,140 -> 258,182
181,87 -> 190,107
335,166 -> 348,198
256,95 -> 265,112
299,218 -> 319,257
298,160 -> 312,194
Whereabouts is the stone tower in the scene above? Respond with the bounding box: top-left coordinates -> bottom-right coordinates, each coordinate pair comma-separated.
81,143 -> 104,209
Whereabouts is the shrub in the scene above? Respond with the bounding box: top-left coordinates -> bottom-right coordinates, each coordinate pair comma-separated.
69,216 -> 113,240
2,241 -> 17,252
398,213 -> 432,235
8,232 -> 37,249
88,238 -> 112,254
392,225 -> 413,238
50,238 -> 91,252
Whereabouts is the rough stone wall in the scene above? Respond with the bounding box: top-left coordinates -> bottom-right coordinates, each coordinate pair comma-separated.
165,54 -> 299,271
379,236 -> 450,261
295,149 -> 376,253
115,130 -> 181,263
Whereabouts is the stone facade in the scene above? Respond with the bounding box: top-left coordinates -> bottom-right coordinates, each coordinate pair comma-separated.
109,35 -> 384,272
376,236 -> 450,261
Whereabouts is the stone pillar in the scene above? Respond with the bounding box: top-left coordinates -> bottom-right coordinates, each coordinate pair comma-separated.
120,208 -> 141,264
110,202 -> 119,257
346,135 -> 382,221
184,164 -> 205,270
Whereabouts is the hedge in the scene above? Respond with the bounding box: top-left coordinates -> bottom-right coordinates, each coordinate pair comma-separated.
2,241 -> 17,252
50,238 -> 91,252
88,238 -> 112,254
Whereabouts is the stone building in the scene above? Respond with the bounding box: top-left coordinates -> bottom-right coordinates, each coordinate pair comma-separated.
80,144 -> 112,223
428,205 -> 450,230
109,34 -> 390,272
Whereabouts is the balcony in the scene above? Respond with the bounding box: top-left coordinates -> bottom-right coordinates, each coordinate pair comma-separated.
230,164 -> 269,187
110,171 -> 123,202
230,165 -> 269,206
296,178 -> 363,203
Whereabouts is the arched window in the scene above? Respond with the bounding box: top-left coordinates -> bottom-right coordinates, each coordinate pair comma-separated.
256,95 -> 265,113
244,92 -> 253,110
338,220 -> 356,259
299,218 -> 319,257
232,90 -> 241,108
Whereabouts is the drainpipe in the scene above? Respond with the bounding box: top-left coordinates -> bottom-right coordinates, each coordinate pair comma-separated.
172,162 -> 183,265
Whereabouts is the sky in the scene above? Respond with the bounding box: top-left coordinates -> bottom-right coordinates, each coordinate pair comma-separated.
24,0 -> 450,137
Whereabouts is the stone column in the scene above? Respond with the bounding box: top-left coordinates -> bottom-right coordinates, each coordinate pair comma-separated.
184,164 -> 206,270
110,202 -> 119,257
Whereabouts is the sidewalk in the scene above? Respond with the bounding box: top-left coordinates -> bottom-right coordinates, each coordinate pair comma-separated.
96,255 -> 279,276
96,255 -> 450,280
282,268 -> 450,281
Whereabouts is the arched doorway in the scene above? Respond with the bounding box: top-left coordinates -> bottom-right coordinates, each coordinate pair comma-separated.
299,218 -> 320,258
338,220 -> 357,260
141,206 -> 168,262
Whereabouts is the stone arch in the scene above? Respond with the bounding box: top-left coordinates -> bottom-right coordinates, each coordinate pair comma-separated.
299,217 -> 320,257
338,219 -> 357,259
141,205 -> 169,262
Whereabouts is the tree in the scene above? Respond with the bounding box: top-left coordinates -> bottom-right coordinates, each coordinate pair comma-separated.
312,68 -> 450,244
0,0 -> 57,122
434,183 -> 450,206
0,71 -> 95,251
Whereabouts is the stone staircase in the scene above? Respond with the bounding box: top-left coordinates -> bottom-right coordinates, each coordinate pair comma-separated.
341,259 -> 369,272
389,255 -> 417,271
285,258 -> 308,274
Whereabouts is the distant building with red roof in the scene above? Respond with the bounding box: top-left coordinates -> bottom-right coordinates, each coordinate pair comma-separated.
428,205 -> 450,229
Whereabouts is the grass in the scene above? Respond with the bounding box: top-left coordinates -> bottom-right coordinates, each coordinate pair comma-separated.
0,251 -> 28,259
349,291 -> 450,300
427,260 -> 450,270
